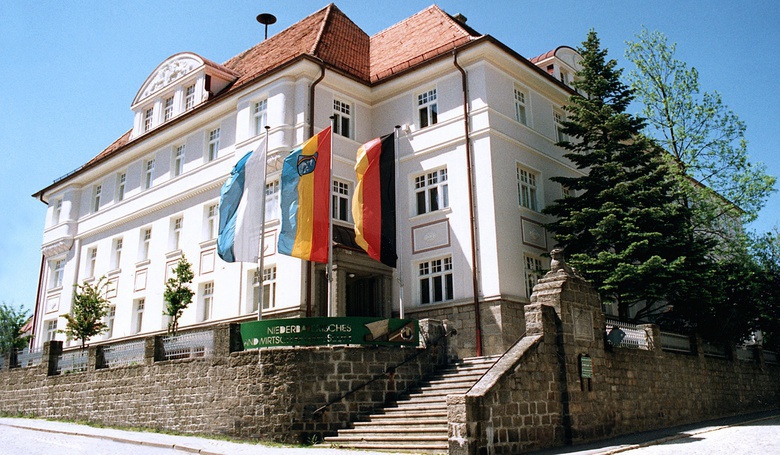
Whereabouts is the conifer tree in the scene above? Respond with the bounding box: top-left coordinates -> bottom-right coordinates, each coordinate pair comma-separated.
544,30 -> 709,321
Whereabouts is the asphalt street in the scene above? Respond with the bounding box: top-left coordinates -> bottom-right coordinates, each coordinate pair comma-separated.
0,411 -> 777,455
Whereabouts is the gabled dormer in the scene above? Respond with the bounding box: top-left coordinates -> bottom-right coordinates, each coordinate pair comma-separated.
130,52 -> 239,139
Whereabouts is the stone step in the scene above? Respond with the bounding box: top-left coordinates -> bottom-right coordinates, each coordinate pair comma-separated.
368,410 -> 448,420
323,434 -> 448,445
353,418 -> 446,428
336,425 -> 448,436
404,388 -> 471,399
319,442 -> 448,453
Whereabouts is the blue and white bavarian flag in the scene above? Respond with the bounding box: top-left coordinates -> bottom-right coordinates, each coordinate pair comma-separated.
217,136 -> 267,262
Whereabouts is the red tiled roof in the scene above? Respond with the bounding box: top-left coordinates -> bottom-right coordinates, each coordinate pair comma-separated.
529,48 -> 556,64
40,3 -> 482,194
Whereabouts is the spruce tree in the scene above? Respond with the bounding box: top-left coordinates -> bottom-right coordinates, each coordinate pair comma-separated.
544,30 -> 708,321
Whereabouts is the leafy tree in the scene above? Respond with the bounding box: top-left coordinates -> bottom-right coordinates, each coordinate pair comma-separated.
0,302 -> 30,354
625,28 -> 776,235
62,277 -> 111,350
163,255 -> 194,336
750,228 -> 780,349
543,30 -> 710,321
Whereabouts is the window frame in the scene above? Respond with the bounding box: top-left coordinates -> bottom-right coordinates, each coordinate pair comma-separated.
116,172 -> 126,202
163,96 -> 175,122
139,228 -> 152,262
184,84 -> 196,110
50,258 -> 65,289
332,98 -> 352,139
253,99 -> 268,136
143,159 -> 155,190
45,319 -> 58,341
111,237 -> 123,270
133,298 -> 145,334
206,203 -> 218,240
265,179 -> 280,221
92,184 -> 102,213
52,198 -> 62,225
417,88 -> 438,129
524,254 -> 545,298
331,179 -> 351,222
514,85 -> 528,125
517,164 -> 540,211
252,266 -> 277,312
86,246 -> 98,278
171,216 -> 183,251
200,282 -> 214,322
553,108 -> 568,143
144,106 -> 154,132
418,256 -> 454,305
414,168 -> 449,216
207,127 -> 220,162
172,144 -> 185,177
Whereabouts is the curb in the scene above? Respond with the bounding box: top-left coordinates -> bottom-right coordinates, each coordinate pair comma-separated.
0,422 -> 224,455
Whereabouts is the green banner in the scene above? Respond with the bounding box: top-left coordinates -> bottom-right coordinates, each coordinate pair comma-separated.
240,317 -> 419,349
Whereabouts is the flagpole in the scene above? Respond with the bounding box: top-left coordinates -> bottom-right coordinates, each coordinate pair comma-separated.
327,117 -> 335,317
394,125 -> 404,320
257,125 -> 270,321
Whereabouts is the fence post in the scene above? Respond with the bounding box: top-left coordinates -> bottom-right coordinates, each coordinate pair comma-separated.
2,351 -> 10,370
145,336 -> 164,365
213,324 -> 233,357
89,345 -> 107,370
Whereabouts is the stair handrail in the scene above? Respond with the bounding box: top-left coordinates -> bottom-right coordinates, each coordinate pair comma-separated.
311,327 -> 456,417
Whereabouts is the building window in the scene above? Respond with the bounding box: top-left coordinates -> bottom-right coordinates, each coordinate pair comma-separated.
111,238 -> 123,270
524,255 -> 544,298
200,282 -> 214,322
144,107 -> 154,132
116,172 -> 126,202
207,128 -> 220,162
332,180 -> 350,222
419,257 -> 453,304
514,87 -> 528,125
133,298 -> 145,334
86,247 -> 97,278
52,198 -> 62,225
333,99 -> 351,138
252,266 -> 277,312
171,217 -> 183,251
415,168 -> 449,215
417,89 -> 438,128
184,84 -> 196,110
163,96 -> 174,122
50,259 -> 65,288
92,184 -> 102,213
173,144 -> 185,177
554,109 -> 568,143
253,99 -> 267,135
562,185 -> 572,199
143,159 -> 155,190
139,228 -> 152,261
106,305 -> 116,338
265,180 -> 280,220
206,204 -> 218,240
517,165 -> 539,211
46,319 -> 58,341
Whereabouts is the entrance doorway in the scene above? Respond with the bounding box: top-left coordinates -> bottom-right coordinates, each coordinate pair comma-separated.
346,274 -> 382,317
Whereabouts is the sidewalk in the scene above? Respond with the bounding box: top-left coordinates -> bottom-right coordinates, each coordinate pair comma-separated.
527,409 -> 780,455
0,417 -> 389,455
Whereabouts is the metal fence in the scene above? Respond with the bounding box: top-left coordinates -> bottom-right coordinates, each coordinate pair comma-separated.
162,330 -> 214,360
56,350 -> 88,374
765,350 -> 778,366
735,345 -> 757,362
103,340 -> 146,368
660,332 -> 694,353
605,318 -> 652,350
702,342 -> 729,359
16,348 -> 42,368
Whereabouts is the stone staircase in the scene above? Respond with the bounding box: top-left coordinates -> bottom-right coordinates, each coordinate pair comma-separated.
321,355 -> 499,453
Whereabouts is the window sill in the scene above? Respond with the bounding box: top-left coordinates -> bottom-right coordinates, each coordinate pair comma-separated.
135,259 -> 151,268
199,238 -> 217,249
166,250 -> 183,260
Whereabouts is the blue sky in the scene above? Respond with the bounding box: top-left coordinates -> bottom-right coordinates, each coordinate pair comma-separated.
2,0 -> 778,313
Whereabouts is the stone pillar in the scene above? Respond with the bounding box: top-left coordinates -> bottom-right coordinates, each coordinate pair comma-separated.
529,248 -> 606,444
145,336 -> 164,365
2,351 -> 10,370
41,340 -> 63,376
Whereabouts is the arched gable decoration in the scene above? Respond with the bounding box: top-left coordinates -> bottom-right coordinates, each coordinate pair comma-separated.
132,52 -> 205,108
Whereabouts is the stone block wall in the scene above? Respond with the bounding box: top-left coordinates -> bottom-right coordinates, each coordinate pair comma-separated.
0,321 -> 449,444
448,264 -> 780,454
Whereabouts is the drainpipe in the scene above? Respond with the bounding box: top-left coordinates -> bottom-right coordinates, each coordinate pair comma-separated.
453,49 -> 483,357
305,59 -> 326,317
30,254 -> 45,350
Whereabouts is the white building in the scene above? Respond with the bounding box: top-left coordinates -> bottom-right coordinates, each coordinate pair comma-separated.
32,4 -> 582,357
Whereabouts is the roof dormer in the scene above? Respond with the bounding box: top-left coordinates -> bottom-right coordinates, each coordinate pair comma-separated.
130,52 -> 239,139
529,46 -> 582,90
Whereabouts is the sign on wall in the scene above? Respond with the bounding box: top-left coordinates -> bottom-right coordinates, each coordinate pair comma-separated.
240,317 -> 419,349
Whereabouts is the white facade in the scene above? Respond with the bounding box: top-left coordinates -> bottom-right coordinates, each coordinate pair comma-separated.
32,6 -> 582,356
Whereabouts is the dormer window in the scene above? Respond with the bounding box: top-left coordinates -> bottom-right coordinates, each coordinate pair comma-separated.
131,53 -> 238,139
144,107 -> 154,132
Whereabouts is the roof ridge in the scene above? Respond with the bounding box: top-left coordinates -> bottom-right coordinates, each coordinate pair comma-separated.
310,3 -> 335,56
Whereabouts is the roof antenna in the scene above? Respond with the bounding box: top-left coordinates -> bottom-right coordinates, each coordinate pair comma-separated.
256,13 -> 277,40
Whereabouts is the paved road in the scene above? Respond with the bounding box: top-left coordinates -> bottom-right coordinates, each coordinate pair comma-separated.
615,415 -> 780,455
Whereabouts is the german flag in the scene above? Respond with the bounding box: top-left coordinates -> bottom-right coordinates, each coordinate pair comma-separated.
352,133 -> 397,267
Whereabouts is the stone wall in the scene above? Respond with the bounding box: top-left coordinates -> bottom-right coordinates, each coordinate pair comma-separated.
0,321 -> 449,444
447,266 -> 780,454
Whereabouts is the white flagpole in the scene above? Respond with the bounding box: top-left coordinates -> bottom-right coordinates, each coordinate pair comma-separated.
257,126 -> 270,321
327,118 -> 335,317
394,125 -> 404,320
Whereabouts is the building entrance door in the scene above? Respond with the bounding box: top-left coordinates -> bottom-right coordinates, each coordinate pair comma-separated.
346,275 -> 382,317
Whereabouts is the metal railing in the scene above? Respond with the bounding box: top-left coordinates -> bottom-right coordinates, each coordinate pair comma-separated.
16,348 -> 42,368
162,330 -> 214,360
735,345 -> 756,362
56,351 -> 88,374
702,342 -> 729,359
605,318 -> 651,350
103,340 -> 146,368
764,350 -> 778,366
660,332 -> 694,353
